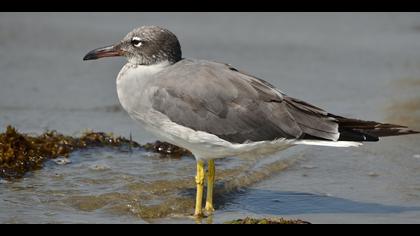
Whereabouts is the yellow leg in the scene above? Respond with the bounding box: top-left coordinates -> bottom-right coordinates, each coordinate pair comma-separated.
194,160 -> 205,217
205,160 -> 215,213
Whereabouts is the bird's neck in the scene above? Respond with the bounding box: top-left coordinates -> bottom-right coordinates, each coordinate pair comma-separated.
117,60 -> 171,81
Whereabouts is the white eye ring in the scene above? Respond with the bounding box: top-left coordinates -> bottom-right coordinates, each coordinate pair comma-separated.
131,37 -> 142,47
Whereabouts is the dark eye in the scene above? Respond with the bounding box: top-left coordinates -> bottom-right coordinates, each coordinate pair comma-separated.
131,37 -> 143,47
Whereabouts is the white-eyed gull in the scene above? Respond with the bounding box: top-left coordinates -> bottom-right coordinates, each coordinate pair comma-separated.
83,26 -> 419,217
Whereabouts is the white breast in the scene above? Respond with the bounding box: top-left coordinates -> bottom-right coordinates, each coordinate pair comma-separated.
116,61 -> 170,115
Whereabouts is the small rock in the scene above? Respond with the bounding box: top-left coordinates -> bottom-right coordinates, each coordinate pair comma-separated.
0,179 -> 9,184
89,163 -> 110,171
368,172 -> 379,177
44,212 -> 57,217
413,154 -> 420,159
53,157 -> 71,165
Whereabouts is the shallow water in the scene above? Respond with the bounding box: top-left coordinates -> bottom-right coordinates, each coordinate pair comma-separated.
1,13 -> 420,223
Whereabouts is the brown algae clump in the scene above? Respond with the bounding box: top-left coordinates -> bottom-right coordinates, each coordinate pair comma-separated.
0,125 -> 188,179
0,126 -> 47,179
225,217 -> 311,224
143,141 -> 191,157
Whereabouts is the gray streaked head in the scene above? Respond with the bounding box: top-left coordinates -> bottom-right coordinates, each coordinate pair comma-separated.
83,26 -> 182,65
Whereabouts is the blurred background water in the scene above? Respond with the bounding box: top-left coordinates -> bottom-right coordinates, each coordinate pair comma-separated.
1,12 -> 420,223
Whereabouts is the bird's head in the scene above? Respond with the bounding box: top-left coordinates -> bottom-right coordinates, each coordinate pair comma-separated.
83,26 -> 182,65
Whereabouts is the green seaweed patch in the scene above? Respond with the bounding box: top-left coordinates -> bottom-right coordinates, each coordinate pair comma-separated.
225,217 -> 311,224
0,126 -> 189,179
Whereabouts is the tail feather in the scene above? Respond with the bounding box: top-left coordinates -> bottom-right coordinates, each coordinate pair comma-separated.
330,115 -> 419,142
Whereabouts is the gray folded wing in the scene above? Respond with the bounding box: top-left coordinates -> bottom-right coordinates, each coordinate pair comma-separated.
149,59 -> 340,143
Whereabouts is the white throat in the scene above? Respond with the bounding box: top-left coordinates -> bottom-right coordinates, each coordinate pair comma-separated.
117,60 -> 171,81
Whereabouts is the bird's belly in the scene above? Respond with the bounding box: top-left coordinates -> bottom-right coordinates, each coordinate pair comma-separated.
126,108 -> 296,160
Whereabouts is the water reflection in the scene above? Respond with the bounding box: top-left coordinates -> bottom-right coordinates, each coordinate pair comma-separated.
231,189 -> 420,215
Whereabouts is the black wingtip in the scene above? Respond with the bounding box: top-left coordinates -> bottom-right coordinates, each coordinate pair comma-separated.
407,129 -> 420,135
338,129 -> 380,142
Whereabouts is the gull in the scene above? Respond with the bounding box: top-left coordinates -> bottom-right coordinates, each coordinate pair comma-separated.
83,26 -> 419,217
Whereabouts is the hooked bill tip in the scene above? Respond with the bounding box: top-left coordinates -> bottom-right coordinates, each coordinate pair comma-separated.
83,52 -> 98,61
82,45 -> 122,61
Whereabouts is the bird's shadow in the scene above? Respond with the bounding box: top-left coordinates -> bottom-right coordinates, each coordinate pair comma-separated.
214,188 -> 420,215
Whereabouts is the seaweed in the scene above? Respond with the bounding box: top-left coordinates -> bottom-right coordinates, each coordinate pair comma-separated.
143,141 -> 191,157
225,217 -> 311,224
0,125 -> 190,179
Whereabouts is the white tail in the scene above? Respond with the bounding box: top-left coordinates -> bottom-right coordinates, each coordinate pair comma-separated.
294,140 -> 363,147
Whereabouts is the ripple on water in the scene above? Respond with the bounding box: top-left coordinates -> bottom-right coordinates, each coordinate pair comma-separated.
0,147 -> 296,220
